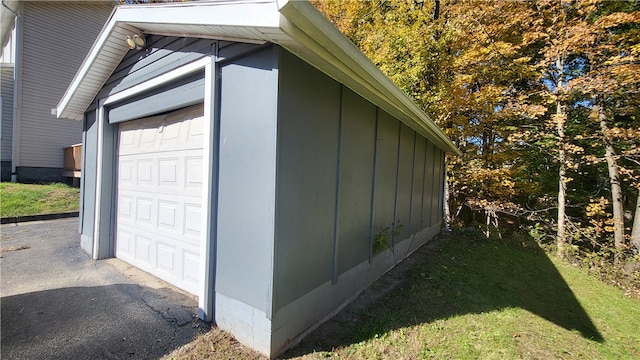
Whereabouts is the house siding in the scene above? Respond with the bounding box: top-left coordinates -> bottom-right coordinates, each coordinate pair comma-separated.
275,48 -> 342,311
336,88 -> 376,275
273,48 -> 446,312
16,2 -> 113,170
1,64 -> 13,179
216,45 -> 279,313
271,48 -> 446,356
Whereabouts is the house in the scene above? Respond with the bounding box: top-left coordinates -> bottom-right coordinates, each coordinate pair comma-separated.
56,0 -> 460,357
0,0 -> 114,182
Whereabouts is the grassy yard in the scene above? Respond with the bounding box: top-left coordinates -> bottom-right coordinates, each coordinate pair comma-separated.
164,231 -> 640,360
0,182 -> 80,218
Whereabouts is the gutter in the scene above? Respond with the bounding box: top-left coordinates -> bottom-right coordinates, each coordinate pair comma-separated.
277,0 -> 461,156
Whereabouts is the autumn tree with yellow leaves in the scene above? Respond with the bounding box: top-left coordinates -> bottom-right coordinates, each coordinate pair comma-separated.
313,0 -> 640,267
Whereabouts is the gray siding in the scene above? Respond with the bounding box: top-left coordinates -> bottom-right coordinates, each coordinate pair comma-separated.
336,88 -> 376,275
275,49 -> 341,310
107,72 -> 205,124
411,136 -> 426,232
94,37 -> 261,105
372,111 -> 399,237
273,48 -> 446,312
17,2 -> 113,168
80,111 -> 97,252
1,64 -> 13,162
217,46 -> 278,312
395,124 -> 415,242
434,148 -> 445,224
424,142 -> 436,226
96,36 -> 210,101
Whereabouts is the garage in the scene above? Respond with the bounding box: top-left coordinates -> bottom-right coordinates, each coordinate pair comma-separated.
115,104 -> 204,295
55,1 -> 459,357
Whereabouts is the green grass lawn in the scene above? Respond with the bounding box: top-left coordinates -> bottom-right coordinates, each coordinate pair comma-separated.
164,230 -> 640,360
0,182 -> 80,218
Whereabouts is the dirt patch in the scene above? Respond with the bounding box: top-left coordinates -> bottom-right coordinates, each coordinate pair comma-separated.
162,328 -> 266,360
1,245 -> 31,253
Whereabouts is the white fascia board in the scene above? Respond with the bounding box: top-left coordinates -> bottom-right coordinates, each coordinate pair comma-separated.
57,1 -> 281,120
116,1 -> 280,28
277,0 -> 461,156
56,7 -> 133,120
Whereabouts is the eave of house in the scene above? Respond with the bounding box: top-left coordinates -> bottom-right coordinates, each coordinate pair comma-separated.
56,0 -> 460,155
0,0 -> 19,52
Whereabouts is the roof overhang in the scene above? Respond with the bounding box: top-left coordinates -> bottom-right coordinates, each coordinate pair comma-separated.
0,0 -> 19,52
56,0 -> 460,155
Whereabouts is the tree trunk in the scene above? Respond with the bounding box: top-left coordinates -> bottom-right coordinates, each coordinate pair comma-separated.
597,103 -> 625,260
443,164 -> 452,233
556,56 -> 567,259
631,192 -> 640,253
556,101 -> 567,259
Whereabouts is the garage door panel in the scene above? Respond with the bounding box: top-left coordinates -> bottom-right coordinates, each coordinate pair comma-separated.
119,160 -> 135,184
159,158 -> 179,186
134,234 -> 153,265
187,117 -> 204,141
185,156 -> 203,190
117,229 -> 133,257
158,200 -> 179,231
135,197 -> 154,224
156,241 -> 178,274
118,195 -> 134,219
183,203 -> 201,238
116,104 -> 204,295
182,250 -> 200,288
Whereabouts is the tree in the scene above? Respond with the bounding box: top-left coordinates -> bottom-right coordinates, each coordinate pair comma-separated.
313,0 -> 639,265
570,1 -> 640,258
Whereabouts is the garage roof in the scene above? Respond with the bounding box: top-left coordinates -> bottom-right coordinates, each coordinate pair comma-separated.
56,0 -> 460,155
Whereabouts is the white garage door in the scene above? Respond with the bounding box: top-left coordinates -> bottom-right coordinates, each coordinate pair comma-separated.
116,104 -> 205,295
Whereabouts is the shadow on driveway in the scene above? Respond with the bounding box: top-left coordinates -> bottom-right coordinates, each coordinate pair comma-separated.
1,218 -> 208,360
1,285 -> 206,360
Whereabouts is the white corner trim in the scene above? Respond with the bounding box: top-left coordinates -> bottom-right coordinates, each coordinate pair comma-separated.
199,57 -> 214,321
92,104 -> 106,260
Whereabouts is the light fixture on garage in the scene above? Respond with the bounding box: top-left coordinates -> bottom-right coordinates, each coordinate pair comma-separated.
125,33 -> 146,50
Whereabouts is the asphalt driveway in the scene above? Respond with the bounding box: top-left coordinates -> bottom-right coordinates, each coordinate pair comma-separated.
1,218 -> 208,360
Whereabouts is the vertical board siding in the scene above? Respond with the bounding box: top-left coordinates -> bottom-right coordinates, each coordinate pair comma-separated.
372,111 -> 400,238
275,49 -> 341,310
435,148 -> 445,223
423,142 -> 435,226
19,2 -> 113,167
431,147 -> 442,225
217,47 -> 278,312
395,124 -> 415,241
1,65 -> 13,161
273,48 -> 447,312
411,136 -> 426,232
337,87 -> 376,275
80,111 -> 97,250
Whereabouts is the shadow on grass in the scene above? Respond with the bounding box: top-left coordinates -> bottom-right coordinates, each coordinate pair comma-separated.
283,231 -> 603,358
